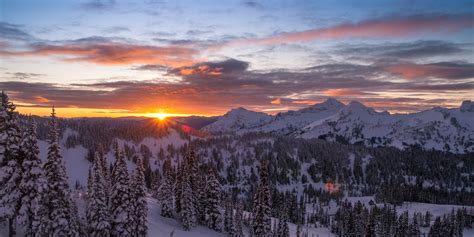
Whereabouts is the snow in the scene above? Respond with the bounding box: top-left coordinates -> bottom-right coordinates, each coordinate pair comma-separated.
204,99 -> 474,153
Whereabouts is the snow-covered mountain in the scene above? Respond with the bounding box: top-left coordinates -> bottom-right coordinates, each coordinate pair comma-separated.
203,99 -> 474,153
203,107 -> 272,132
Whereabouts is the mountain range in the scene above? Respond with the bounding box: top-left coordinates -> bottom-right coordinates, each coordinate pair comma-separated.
203,98 -> 474,153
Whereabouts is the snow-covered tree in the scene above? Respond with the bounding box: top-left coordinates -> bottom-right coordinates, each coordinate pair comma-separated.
157,159 -> 174,218
230,203 -> 244,237
38,107 -> 79,236
86,152 -> 111,236
131,156 -> 148,236
252,160 -> 272,237
205,172 -> 222,231
17,122 -> 44,236
276,209 -> 289,237
180,154 -> 197,230
110,141 -> 134,236
0,91 -> 23,236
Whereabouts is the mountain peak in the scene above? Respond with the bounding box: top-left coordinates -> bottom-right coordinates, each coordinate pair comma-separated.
347,100 -> 367,109
305,98 -> 345,111
460,100 -> 474,112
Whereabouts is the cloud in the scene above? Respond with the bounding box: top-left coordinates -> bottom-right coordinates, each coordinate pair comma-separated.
386,62 -> 474,80
170,58 -> 249,76
217,14 -> 473,48
0,41 -> 199,67
2,59 -> 472,114
103,26 -> 130,34
336,40 -> 468,60
5,72 -> 44,80
0,22 -> 35,41
82,0 -> 116,11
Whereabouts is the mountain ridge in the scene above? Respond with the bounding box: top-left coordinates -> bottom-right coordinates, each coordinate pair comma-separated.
203,98 -> 474,153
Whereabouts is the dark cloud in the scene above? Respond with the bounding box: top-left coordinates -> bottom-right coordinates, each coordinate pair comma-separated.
0,22 -> 35,41
337,40 -> 468,60
186,30 -> 213,36
133,64 -> 170,71
103,26 -> 130,34
170,59 -> 249,76
386,61 -> 474,80
5,72 -> 44,80
82,0 -> 116,11
242,1 -> 265,10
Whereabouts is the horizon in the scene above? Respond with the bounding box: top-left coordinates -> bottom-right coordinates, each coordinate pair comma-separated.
13,96 -> 471,119
1,0 -> 473,118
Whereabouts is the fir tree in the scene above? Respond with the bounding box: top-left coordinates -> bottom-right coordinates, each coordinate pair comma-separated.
180,168 -> 197,230
86,153 -> 111,236
157,170 -> 174,218
205,172 -> 222,231
110,141 -> 134,236
0,91 -> 23,236
131,156 -> 148,236
17,122 -> 44,236
38,107 -> 79,236
252,160 -> 272,237
230,203 -> 244,237
276,208 -> 290,237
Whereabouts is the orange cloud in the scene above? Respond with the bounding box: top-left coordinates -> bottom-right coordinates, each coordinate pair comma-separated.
177,64 -> 223,76
34,95 -> 50,103
386,62 -> 474,80
217,14 -> 473,48
292,100 -> 318,105
270,98 -> 281,105
323,89 -> 365,97
0,42 -> 199,67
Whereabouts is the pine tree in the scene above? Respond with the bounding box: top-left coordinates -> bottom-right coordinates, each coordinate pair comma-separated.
157,171 -> 174,218
276,208 -> 290,237
0,91 -> 23,237
365,207 -> 376,237
17,122 -> 44,236
131,156 -> 148,236
230,203 -> 244,237
205,172 -> 222,231
110,141 -> 134,236
252,160 -> 272,237
180,157 -> 197,230
38,107 -> 79,236
86,153 -> 111,236
224,201 -> 232,232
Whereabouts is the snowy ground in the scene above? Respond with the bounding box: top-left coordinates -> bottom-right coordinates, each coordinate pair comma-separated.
2,196 -> 472,236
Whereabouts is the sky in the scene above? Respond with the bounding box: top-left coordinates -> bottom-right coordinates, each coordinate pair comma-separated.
0,0 -> 473,117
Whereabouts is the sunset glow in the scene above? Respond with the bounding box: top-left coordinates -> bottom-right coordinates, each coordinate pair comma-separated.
1,0 -> 472,117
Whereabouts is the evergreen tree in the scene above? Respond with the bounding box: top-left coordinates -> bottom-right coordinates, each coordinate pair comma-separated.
205,172 -> 222,231
224,201 -> 232,232
38,107 -> 79,236
0,91 -> 23,236
157,158 -> 174,218
252,160 -> 272,237
110,141 -> 134,236
86,153 -> 111,236
180,167 -> 197,230
131,156 -> 148,236
231,203 -> 244,237
180,150 -> 198,230
276,208 -> 290,237
17,122 -> 44,236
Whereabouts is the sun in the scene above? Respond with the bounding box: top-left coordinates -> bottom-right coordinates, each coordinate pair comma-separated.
154,112 -> 168,121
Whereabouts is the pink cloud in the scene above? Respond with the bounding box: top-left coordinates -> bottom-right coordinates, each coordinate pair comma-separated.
220,14 -> 473,48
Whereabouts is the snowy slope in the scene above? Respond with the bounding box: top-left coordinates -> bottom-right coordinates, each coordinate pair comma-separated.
37,128 -> 189,187
203,107 -> 272,132
257,98 -> 345,134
